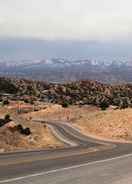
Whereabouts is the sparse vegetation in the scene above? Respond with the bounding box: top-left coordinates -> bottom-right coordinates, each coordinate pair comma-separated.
61,101 -> 69,108
1,77 -> 132,110
0,119 -> 6,127
0,114 -> 11,127
16,124 -> 31,136
99,101 -> 109,110
74,107 -> 132,141
4,114 -> 11,123
0,77 -> 18,94
2,99 -> 9,105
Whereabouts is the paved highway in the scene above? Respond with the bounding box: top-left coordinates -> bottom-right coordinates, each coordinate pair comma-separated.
0,120 -> 132,183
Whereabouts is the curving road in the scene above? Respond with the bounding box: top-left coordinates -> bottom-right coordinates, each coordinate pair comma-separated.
0,120 -> 132,183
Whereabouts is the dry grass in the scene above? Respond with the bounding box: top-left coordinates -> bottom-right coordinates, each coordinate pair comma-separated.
0,122 -> 63,152
26,103 -> 132,141
0,102 -> 63,152
1,100 -> 132,151
73,108 -> 132,141
24,104 -> 98,122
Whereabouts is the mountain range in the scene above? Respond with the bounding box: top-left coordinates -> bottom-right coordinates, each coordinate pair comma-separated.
0,58 -> 132,83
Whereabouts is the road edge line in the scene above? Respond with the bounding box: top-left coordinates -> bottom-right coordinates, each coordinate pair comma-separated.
1,152 -> 132,183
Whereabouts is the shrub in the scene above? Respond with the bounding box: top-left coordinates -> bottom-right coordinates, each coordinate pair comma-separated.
43,124 -> 47,128
17,124 -> 23,132
22,128 -> 31,135
113,98 -> 121,106
0,119 -> 5,127
4,114 -> 11,123
24,99 -> 29,103
100,101 -> 109,110
16,124 -> 31,136
24,98 -> 34,105
0,114 -> 11,127
0,78 -> 18,94
2,99 -> 9,105
119,98 -> 130,109
61,101 -> 69,108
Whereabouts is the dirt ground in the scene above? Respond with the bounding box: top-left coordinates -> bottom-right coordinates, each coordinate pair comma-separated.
1,100 -> 132,152
25,104 -> 132,142
73,108 -> 132,142
24,104 -> 98,122
0,102 -> 63,152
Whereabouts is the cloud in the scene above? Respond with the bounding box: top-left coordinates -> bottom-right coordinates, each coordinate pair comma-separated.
0,0 -> 132,40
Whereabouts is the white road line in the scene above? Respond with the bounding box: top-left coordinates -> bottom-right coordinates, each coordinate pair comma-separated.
1,152 -> 132,183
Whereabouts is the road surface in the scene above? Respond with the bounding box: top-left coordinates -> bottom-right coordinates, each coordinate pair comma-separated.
0,120 -> 132,183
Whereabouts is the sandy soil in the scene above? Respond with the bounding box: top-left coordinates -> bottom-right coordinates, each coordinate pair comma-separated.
0,122 -> 63,152
24,104 -> 98,122
0,102 -> 63,152
73,108 -> 132,142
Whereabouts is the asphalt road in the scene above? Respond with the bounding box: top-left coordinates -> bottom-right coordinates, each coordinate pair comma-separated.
0,120 -> 132,184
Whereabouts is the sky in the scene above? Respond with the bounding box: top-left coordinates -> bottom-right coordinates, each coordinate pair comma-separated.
0,0 -> 132,41
0,0 -> 132,60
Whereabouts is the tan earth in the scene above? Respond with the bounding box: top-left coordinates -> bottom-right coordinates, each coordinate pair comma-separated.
73,108 -> 132,142
1,101 -> 132,153
24,104 -> 98,122
25,104 -> 132,142
0,102 -> 63,152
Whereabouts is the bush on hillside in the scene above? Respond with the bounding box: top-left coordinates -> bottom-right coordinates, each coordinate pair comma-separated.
4,114 -> 11,123
119,97 -> 130,109
2,99 -> 9,105
16,124 -> 31,136
0,78 -> 18,94
0,114 -> 11,127
99,101 -> 109,110
0,119 -> 6,127
61,101 -> 69,108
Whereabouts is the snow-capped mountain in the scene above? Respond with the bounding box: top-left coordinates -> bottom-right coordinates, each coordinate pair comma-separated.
0,58 -> 132,83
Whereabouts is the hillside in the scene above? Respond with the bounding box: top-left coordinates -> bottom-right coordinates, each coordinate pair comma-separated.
0,77 -> 132,151
73,108 -> 132,142
22,104 -> 132,142
0,102 -> 63,152
0,77 -> 132,109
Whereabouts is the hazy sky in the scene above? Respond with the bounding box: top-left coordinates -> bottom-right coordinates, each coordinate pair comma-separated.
0,0 -> 132,41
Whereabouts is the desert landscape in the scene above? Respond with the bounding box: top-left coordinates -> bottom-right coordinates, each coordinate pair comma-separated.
25,104 -> 132,142
0,77 -> 132,153
0,101 -> 63,152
